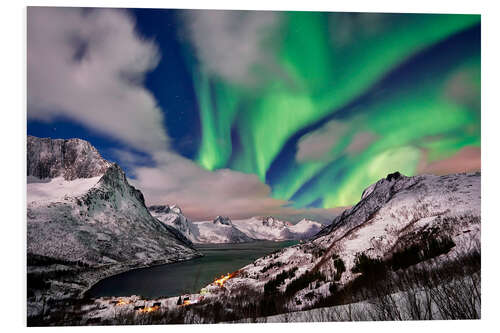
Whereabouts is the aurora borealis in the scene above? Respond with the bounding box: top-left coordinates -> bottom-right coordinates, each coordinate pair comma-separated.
27,8 -> 481,220
185,11 -> 480,209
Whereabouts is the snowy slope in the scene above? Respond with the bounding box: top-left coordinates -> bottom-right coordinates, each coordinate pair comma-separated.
27,176 -> 101,203
27,136 -> 200,313
217,172 -> 481,311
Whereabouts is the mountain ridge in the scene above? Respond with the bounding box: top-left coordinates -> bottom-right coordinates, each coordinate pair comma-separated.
150,205 -> 324,243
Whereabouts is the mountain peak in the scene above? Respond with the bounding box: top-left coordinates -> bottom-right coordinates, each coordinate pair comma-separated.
317,172 -> 479,242
149,204 -> 182,215
213,216 -> 232,226
260,216 -> 291,228
27,135 -> 111,181
81,163 -> 146,209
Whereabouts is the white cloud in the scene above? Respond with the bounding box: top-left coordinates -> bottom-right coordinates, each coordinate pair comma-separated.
182,9 -> 282,86
296,120 -> 349,162
27,7 -> 168,153
131,151 -> 324,221
345,131 -> 378,154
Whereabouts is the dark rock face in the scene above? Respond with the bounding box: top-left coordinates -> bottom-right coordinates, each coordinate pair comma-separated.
213,216 -> 232,226
162,224 -> 194,247
149,204 -> 182,214
386,171 -> 402,181
27,135 -> 111,181
261,216 -> 286,228
80,164 -> 146,210
149,205 -> 171,214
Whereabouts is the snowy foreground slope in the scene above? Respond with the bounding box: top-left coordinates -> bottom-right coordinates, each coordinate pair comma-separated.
150,206 -> 323,243
27,136 -> 200,318
212,172 -> 481,311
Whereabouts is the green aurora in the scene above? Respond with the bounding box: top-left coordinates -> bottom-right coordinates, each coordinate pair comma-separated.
188,12 -> 480,209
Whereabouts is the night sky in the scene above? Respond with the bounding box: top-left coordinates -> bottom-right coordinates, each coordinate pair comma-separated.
27,8 -> 480,221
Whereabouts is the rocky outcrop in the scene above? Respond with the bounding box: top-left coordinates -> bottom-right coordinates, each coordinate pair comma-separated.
149,204 -> 198,244
260,216 -> 291,228
213,216 -> 232,226
27,135 -> 112,181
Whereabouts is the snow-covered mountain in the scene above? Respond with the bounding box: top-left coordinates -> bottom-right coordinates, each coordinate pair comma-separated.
289,218 -> 324,238
149,204 -> 198,244
150,207 -> 253,244
27,136 -> 200,314
192,216 -> 255,243
232,216 -> 323,241
149,206 -> 324,244
217,171 -> 481,311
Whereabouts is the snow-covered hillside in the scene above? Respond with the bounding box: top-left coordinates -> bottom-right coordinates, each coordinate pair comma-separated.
28,164 -> 199,266
217,172 -> 481,311
27,136 -> 200,316
27,176 -> 101,203
289,219 -> 324,239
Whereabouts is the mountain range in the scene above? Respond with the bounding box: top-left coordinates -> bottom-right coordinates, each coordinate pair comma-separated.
150,205 -> 324,244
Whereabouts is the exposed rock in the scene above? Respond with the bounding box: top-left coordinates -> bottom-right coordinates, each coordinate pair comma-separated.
149,204 -> 198,244
213,216 -> 232,226
27,135 -> 112,181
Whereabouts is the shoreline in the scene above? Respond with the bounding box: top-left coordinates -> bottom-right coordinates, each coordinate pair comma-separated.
85,239 -> 299,299
81,251 -> 204,299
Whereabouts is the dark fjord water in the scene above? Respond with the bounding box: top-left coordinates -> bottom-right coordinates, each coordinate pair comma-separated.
87,240 -> 297,299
